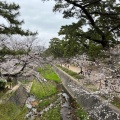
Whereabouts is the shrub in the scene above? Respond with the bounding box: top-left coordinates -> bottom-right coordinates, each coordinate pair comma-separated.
0,79 -> 7,89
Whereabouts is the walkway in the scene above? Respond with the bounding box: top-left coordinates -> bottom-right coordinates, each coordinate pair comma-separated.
62,64 -> 104,86
62,63 -> 120,97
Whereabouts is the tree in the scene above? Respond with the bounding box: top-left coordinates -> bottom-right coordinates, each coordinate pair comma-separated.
48,37 -> 64,58
58,24 -> 89,56
0,1 -> 37,35
43,0 -> 120,49
46,36 -> 81,59
0,35 -> 27,61
0,36 -> 45,86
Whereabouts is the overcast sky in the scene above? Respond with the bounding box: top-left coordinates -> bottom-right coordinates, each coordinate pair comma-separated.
4,0 -> 76,47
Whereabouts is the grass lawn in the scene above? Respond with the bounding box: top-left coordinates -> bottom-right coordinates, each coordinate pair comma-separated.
0,92 -> 4,98
38,94 -> 59,111
38,64 -> 61,82
0,103 -> 27,120
30,79 -> 57,99
41,105 -> 61,120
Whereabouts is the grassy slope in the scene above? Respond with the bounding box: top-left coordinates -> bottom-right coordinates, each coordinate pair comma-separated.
41,105 -> 61,120
0,103 -> 27,120
33,64 -> 88,120
30,80 -> 57,99
38,64 -> 61,82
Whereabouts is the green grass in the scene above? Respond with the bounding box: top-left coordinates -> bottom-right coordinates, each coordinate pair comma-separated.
101,95 -> 120,109
0,103 -> 27,120
14,106 -> 27,120
38,64 -> 61,82
111,97 -> 120,109
41,105 -> 61,120
0,90 -> 14,103
57,65 -> 84,79
38,95 -> 58,111
30,79 -> 57,99
75,107 -> 88,120
71,99 -> 88,120
0,91 -> 4,98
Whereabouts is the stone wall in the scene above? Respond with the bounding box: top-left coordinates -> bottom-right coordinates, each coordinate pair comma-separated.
53,65 -> 120,120
8,85 -> 29,107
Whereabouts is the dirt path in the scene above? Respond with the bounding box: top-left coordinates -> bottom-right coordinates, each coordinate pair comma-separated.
62,64 -> 120,96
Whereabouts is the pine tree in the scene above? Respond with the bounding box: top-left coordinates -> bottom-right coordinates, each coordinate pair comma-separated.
0,1 -> 37,35
43,0 -> 120,59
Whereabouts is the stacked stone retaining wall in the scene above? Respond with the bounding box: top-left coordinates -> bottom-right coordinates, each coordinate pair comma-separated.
8,85 -> 29,107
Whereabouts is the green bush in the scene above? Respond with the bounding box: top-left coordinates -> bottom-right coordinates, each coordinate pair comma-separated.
0,79 -> 7,89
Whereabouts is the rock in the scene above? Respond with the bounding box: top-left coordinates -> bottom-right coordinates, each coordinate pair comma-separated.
67,111 -> 71,115
30,101 -> 38,107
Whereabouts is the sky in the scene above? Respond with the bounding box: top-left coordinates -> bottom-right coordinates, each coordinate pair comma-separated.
4,0 -> 77,47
